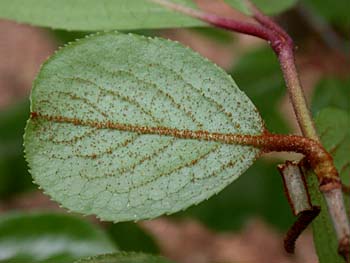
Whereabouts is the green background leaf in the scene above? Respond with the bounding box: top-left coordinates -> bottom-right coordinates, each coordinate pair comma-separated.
308,77 -> 350,263
0,0 -> 203,31
306,107 -> 350,263
0,100 -> 34,198
305,0 -> 350,28
0,212 -> 116,263
0,0 -> 297,31
107,222 -> 159,253
230,48 -> 289,134
177,159 -> 294,231
225,0 -> 296,15
75,252 -> 173,263
312,77 -> 350,115
24,32 -> 263,222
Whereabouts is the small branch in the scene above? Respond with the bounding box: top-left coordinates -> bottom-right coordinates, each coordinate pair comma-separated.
245,0 -> 291,42
278,161 -> 320,254
149,0 -> 274,41
278,161 -> 312,217
324,188 -> 350,261
278,46 -> 319,140
284,206 -> 321,254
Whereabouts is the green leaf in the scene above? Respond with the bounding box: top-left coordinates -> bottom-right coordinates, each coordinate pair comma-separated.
306,107 -> 350,263
231,48 -> 289,133
0,100 -> 34,198
305,0 -> 350,28
0,0 -> 203,31
24,32 -> 264,222
0,212 -> 117,263
107,222 -> 159,253
312,77 -> 350,115
224,0 -> 297,15
75,252 -> 173,263
177,159 -> 294,231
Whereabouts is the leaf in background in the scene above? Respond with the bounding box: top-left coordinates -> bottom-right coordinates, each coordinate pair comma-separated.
191,27 -> 235,45
0,212 -> 116,263
177,159 -> 294,231
231,48 -> 289,134
224,0 -> 297,15
311,77 -> 350,115
24,32 -> 264,222
107,222 -> 159,253
0,0 -> 204,31
304,0 -> 350,28
0,100 -> 34,198
306,107 -> 350,263
75,252 -> 173,263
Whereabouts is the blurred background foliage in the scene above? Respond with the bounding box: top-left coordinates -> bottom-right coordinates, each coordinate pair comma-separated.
0,0 -> 349,262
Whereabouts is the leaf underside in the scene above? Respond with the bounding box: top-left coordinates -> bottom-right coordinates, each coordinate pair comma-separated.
24,32 -> 263,222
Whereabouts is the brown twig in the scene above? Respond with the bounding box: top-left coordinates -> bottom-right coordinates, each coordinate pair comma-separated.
278,161 -> 319,254
284,206 -> 321,254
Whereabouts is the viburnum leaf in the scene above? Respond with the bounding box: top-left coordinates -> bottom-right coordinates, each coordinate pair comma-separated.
0,0 -> 297,31
24,32 -> 264,222
0,0 -> 203,31
75,252 -> 173,263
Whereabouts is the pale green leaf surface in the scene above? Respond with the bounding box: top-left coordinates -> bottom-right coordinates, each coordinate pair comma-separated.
0,212 -> 116,263
224,0 -> 297,15
75,252 -> 173,263
24,32 -> 263,222
1,0 -> 297,31
306,107 -> 350,263
0,0 -> 203,31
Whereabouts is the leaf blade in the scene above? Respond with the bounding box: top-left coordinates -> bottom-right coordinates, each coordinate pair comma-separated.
24,32 -> 263,222
0,0 -> 297,31
0,0 -> 203,31
0,212 -> 116,263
